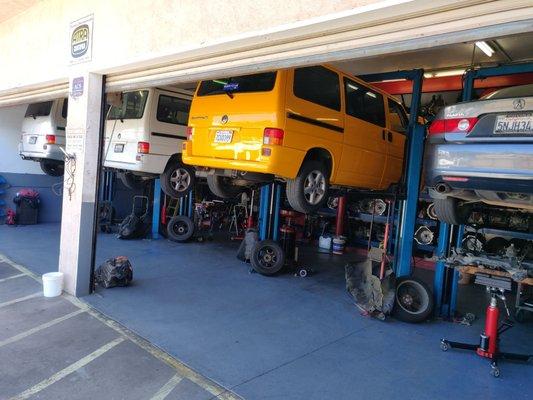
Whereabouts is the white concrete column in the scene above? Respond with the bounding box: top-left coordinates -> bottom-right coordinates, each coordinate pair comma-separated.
58,73 -> 103,296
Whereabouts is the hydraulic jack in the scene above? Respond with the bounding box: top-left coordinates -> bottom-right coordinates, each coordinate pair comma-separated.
440,276 -> 532,377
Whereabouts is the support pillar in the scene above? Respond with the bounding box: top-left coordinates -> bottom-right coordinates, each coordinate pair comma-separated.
58,73 -> 103,296
335,196 -> 346,237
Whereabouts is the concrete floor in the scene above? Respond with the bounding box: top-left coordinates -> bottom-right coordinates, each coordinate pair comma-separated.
0,223 -> 532,400
0,258 -> 240,400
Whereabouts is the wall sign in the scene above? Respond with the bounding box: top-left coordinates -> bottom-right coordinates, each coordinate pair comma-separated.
69,15 -> 93,65
71,77 -> 84,98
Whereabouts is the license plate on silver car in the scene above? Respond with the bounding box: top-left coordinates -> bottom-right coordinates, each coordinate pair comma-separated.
214,130 -> 233,143
494,113 -> 533,134
29,136 -> 37,144
114,144 -> 124,153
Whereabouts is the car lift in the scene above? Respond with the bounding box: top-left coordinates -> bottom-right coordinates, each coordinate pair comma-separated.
251,69 -> 427,280
434,61 -> 533,319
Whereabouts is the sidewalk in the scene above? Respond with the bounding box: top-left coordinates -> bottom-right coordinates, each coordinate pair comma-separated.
0,255 -> 241,400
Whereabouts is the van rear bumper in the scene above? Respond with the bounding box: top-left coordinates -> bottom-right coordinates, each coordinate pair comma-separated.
182,144 -> 304,179
19,145 -> 64,162
103,153 -> 168,175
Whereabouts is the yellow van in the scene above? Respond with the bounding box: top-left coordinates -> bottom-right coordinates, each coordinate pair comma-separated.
182,65 -> 408,213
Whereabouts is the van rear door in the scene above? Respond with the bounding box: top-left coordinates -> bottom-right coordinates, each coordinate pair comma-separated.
189,72 -> 281,162
20,101 -> 55,155
104,90 -> 150,166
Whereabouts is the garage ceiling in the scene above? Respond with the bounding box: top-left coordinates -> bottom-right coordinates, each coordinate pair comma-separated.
164,32 -> 533,93
334,32 -> 533,75
0,0 -> 39,24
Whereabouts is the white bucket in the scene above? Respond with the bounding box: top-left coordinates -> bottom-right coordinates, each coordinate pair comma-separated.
318,235 -> 332,251
332,236 -> 346,255
42,272 -> 64,297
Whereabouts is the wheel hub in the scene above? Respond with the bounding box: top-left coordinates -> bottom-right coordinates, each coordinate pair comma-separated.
402,294 -> 414,307
303,170 -> 326,205
170,168 -> 190,192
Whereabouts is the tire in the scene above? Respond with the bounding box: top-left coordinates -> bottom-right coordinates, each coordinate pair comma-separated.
166,215 -> 194,242
485,237 -> 509,256
207,175 -> 244,199
433,197 -> 471,225
40,160 -> 64,177
117,172 -> 147,190
161,159 -> 195,199
286,160 -> 329,214
250,240 -> 285,275
393,276 -> 434,323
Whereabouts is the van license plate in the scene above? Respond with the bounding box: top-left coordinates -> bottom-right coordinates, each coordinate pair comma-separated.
494,113 -> 533,134
114,144 -> 124,153
214,130 -> 233,143
29,136 -> 37,144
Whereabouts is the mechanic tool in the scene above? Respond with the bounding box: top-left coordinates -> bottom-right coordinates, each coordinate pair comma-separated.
440,273 -> 532,377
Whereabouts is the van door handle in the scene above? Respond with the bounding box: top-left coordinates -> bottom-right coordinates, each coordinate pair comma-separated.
388,132 -> 393,142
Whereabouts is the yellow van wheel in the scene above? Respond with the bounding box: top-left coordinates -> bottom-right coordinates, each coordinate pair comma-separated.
286,160 -> 329,214
161,159 -> 195,199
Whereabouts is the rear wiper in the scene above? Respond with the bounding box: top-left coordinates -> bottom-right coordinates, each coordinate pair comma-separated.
223,82 -> 238,99
29,114 -> 37,120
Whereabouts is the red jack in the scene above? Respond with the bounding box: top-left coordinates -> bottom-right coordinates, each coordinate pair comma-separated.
440,286 -> 532,377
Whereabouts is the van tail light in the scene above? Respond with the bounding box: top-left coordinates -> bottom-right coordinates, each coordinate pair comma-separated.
428,117 -> 478,135
137,141 -> 150,154
45,135 -> 56,144
263,128 -> 284,146
186,127 -> 193,141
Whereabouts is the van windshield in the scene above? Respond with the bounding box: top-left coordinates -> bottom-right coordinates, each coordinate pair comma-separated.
108,90 -> 149,120
25,101 -> 53,118
197,72 -> 277,96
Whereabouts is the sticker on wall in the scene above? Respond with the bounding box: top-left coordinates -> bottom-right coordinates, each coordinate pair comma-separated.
71,77 -> 84,98
69,15 -> 93,65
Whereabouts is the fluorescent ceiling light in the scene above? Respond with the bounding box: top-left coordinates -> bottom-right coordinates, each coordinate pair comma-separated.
424,68 -> 465,78
475,41 -> 495,57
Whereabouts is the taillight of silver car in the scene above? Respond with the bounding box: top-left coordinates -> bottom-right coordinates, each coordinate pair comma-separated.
428,117 -> 479,135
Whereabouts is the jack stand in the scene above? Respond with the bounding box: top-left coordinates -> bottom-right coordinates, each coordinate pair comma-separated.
440,286 -> 532,377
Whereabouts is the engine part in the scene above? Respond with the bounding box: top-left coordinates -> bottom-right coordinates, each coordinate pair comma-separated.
414,225 -> 434,245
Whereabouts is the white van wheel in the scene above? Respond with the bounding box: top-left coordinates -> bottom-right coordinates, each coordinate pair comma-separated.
161,159 -> 195,199
40,160 -> 64,177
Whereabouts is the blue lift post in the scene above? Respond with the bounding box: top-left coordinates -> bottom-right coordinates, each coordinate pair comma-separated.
360,69 -> 425,278
435,61 -> 533,318
258,182 -> 282,241
151,178 -> 162,239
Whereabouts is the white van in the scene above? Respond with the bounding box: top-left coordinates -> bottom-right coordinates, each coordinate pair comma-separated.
19,99 -> 67,176
104,87 -> 194,197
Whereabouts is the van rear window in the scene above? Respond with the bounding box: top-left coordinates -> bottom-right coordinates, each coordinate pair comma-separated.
108,90 -> 149,120
197,72 -> 277,96
25,101 -> 53,118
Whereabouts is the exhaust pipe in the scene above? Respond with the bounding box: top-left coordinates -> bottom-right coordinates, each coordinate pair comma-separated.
435,183 -> 451,194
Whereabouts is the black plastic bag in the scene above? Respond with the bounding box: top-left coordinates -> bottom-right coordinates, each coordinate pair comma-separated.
95,256 -> 133,288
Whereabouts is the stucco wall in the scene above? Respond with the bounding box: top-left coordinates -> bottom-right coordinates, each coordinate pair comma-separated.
0,105 -> 43,174
0,0 -> 379,91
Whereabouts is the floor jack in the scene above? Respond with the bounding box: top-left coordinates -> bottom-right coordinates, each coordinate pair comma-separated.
440,274 -> 532,377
